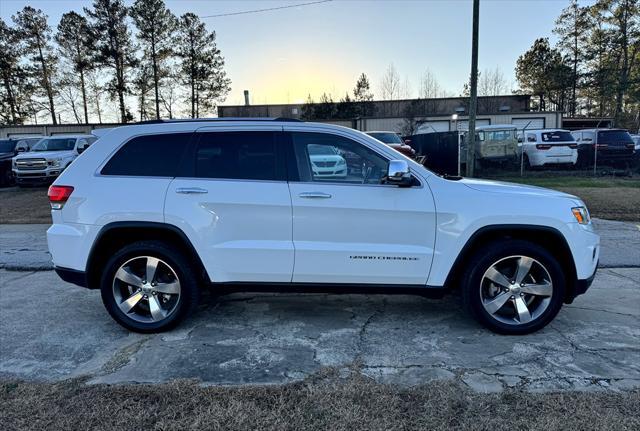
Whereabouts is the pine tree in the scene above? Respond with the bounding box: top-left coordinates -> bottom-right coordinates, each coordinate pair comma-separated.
85,0 -> 136,123
353,73 -> 374,116
176,13 -> 230,118
130,0 -> 177,120
515,38 -> 571,111
56,12 -> 93,123
0,19 -> 31,124
12,6 -> 58,124
553,0 -> 590,117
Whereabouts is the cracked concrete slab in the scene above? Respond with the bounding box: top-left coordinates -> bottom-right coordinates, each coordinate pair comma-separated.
1,267 -> 638,392
1,219 -> 638,271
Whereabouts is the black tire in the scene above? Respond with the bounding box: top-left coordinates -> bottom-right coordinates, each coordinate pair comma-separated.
100,240 -> 200,333
461,239 -> 566,335
523,154 -> 531,170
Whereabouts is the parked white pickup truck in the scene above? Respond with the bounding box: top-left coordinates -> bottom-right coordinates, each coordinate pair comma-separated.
12,134 -> 97,186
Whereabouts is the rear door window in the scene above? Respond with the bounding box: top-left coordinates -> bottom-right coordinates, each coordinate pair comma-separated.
101,133 -> 191,176
194,131 -> 283,181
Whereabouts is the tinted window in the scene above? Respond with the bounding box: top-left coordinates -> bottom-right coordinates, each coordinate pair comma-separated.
292,132 -> 388,184
195,131 -> 279,180
102,133 -> 189,176
597,130 -> 633,144
541,131 -> 574,142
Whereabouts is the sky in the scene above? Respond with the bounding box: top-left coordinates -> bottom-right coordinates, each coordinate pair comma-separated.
1,0 -> 595,108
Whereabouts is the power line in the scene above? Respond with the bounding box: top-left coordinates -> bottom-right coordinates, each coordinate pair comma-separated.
200,0 -> 333,19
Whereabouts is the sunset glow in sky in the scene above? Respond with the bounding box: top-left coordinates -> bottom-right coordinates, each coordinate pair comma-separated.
1,0 -> 593,106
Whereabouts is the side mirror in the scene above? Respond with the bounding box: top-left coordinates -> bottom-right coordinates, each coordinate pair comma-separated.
77,140 -> 89,154
386,160 -> 412,187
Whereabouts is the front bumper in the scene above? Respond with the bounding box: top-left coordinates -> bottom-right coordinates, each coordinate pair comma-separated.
13,168 -> 62,183
567,262 -> 598,303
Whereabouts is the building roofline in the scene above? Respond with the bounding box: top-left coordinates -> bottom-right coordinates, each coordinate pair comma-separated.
218,94 -> 532,109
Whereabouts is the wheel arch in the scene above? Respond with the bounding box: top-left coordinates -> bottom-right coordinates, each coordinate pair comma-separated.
444,224 -> 578,303
86,221 -> 209,289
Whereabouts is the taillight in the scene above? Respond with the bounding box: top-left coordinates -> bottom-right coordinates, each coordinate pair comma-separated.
536,144 -> 552,150
626,143 -> 635,149
595,143 -> 608,149
568,143 -> 578,149
48,185 -> 74,210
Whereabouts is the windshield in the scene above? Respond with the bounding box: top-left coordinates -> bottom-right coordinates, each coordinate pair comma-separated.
32,138 -> 76,152
368,132 -> 403,144
597,130 -> 633,144
0,140 -> 17,153
308,144 -> 337,155
541,131 -> 574,142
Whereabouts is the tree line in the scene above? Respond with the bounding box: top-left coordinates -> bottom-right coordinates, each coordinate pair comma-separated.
516,0 -> 639,129
1,0 -> 231,125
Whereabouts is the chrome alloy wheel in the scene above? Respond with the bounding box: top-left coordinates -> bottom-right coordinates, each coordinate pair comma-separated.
112,256 -> 181,323
480,255 -> 553,326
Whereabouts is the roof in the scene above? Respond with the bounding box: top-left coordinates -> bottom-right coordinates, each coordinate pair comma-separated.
475,124 -> 518,130
571,128 -> 627,132
135,117 -> 302,125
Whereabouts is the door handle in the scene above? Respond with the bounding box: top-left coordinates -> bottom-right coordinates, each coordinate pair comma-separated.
176,187 -> 208,194
298,192 -> 332,199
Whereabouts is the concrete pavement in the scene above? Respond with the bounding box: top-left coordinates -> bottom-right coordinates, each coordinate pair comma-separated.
0,267 -> 638,392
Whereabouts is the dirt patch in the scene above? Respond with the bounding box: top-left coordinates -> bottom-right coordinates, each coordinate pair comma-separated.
556,186 -> 640,222
1,373 -> 638,431
0,187 -> 50,224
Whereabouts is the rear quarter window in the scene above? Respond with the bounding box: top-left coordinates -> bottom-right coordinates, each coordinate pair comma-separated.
101,133 -> 190,177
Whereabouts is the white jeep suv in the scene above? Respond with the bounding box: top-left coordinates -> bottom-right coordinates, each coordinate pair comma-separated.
46,119 -> 599,335
13,134 -> 97,185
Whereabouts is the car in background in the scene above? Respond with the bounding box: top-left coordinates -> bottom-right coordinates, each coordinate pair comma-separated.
521,129 -> 578,168
12,134 -> 97,186
0,138 -> 20,186
461,125 -> 519,167
308,143 -> 347,179
366,131 -> 416,158
570,129 -> 635,168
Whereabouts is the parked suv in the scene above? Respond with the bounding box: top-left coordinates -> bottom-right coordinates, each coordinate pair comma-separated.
461,125 -> 520,167
521,129 -> 578,168
570,129 -> 635,168
47,119 -> 599,335
12,134 -> 97,185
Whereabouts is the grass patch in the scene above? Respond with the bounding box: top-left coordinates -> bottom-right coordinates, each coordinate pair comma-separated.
1,374 -> 638,431
493,176 -> 640,189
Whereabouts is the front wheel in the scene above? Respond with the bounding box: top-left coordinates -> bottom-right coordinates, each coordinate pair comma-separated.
100,241 -> 200,333
461,240 -> 566,335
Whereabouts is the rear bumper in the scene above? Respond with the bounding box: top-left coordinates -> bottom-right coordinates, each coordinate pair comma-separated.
54,266 -> 90,288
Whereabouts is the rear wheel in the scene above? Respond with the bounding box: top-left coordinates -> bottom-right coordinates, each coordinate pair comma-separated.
100,241 -> 200,333
461,240 -> 565,335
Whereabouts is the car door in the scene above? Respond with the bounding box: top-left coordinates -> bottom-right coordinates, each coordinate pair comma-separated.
164,126 -> 294,283
285,127 -> 436,285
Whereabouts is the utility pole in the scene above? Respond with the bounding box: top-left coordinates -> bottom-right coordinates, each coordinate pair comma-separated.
466,0 -> 480,177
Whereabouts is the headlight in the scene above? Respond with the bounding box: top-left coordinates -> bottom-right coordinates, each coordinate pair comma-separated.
338,159 -> 346,165
572,206 -> 590,224
49,159 -> 61,167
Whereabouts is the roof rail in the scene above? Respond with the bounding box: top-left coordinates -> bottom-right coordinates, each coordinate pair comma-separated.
134,117 -> 303,125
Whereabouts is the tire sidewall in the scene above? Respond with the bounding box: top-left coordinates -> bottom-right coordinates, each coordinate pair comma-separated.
100,241 -> 199,333
463,240 -> 566,335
